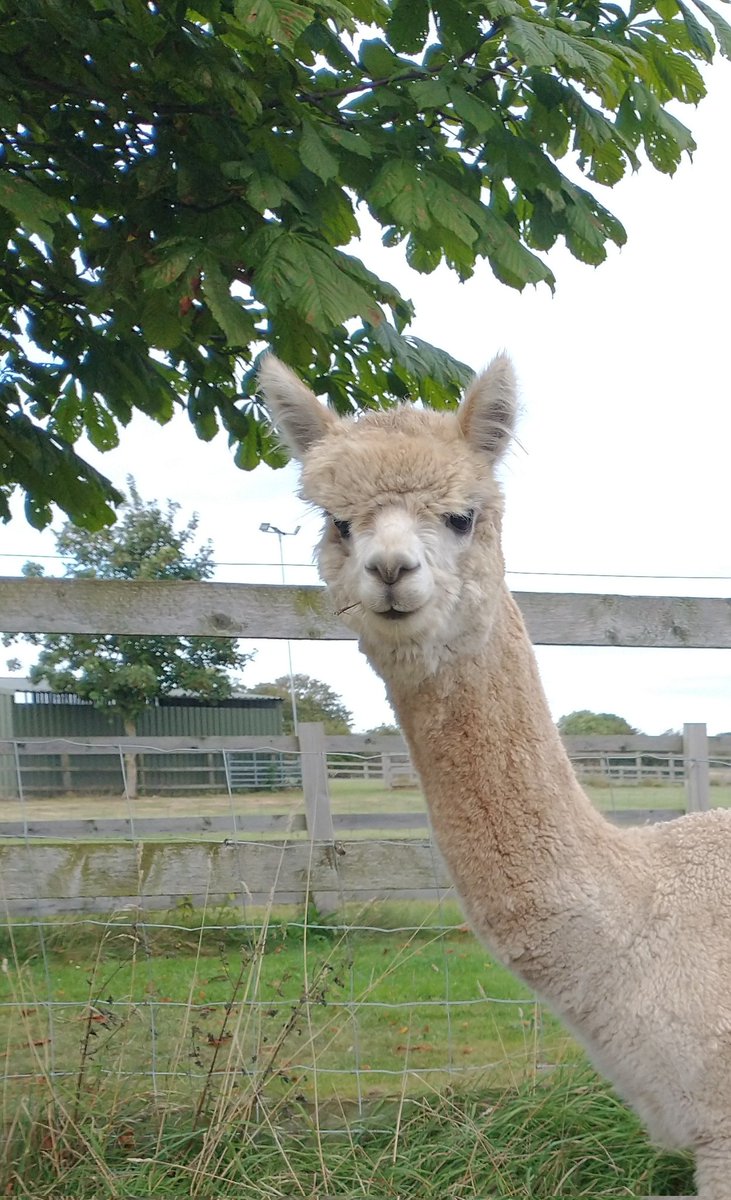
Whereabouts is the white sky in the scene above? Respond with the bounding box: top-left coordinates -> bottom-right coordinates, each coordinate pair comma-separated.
2,66 -> 730,734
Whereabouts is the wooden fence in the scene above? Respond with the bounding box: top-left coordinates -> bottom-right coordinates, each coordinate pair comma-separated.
1,577 -> 730,919
6,728 -> 727,797
2,725 -> 729,823
0,721 -> 726,917
2,577 -> 730,645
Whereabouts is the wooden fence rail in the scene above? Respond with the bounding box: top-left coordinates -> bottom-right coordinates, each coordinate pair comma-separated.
0,806 -> 686,843
2,576 -> 731,645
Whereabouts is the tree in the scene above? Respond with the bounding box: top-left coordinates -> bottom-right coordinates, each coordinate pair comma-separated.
558,710 -> 639,735
365,723 -> 401,736
14,480 -> 252,795
250,675 -> 352,733
2,1 -> 730,528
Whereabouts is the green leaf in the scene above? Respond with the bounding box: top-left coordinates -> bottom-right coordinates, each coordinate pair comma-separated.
406,235 -> 443,274
234,429 -> 261,469
140,245 -> 195,289
432,0 -> 481,52
83,397 -> 120,452
246,172 -> 301,211
448,86 -> 499,134
256,232 -> 384,330
692,0 -> 731,56
201,260 -> 257,347
369,320 -> 473,396
313,186 -> 360,245
506,16 -> 634,104
676,0 -> 716,58
423,175 -> 479,247
505,16 -> 557,66
480,0 -> 526,16
633,83 -> 696,172
234,0 -> 314,47
300,120 -> 340,181
320,125 -> 374,159
642,37 -> 706,103
0,175 -> 65,243
188,385 -> 220,442
584,138 -> 628,186
369,161 -> 431,230
139,295 -> 184,350
0,411 -> 122,530
479,207 -> 556,290
53,390 -> 84,444
408,78 -> 451,107
359,38 -> 402,76
387,0 -> 430,52
527,195 -> 562,252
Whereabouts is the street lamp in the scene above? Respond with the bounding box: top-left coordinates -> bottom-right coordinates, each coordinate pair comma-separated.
259,522 -> 301,733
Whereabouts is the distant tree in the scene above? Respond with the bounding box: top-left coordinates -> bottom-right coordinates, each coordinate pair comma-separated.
250,674 -> 352,734
558,710 -> 639,736
365,723 -> 401,736
2,0 -> 730,528
13,480 -> 252,796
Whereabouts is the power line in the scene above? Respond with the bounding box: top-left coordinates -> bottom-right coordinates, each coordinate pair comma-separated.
1,551 -> 729,582
505,570 -> 731,582
0,551 -> 318,568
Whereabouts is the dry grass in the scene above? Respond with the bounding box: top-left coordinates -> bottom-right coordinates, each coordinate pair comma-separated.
1,906 -> 695,1198
4,776 -> 729,826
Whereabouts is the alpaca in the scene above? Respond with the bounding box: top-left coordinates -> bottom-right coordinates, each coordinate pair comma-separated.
260,353 -> 731,1199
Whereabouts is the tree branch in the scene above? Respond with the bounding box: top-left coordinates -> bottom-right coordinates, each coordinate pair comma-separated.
298,33 -> 507,104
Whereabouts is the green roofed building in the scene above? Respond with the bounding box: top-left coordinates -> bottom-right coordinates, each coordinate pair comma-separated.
0,681 -> 288,797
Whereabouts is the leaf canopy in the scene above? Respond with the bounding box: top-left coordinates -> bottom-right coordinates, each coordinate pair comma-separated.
250,674 -> 353,733
0,0 -> 727,527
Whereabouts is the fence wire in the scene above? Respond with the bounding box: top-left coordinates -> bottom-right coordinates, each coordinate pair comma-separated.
0,740 -> 729,1137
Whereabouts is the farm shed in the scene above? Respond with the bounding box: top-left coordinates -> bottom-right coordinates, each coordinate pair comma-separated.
0,680 -> 284,797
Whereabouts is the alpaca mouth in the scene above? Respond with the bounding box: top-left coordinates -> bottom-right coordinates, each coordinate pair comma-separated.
378,606 -> 415,621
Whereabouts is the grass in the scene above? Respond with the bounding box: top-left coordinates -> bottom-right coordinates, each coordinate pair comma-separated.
0,781 -> 712,1195
4,776 -> 729,834
1,902 -> 569,1106
1,1070 -> 694,1198
0,900 -> 697,1197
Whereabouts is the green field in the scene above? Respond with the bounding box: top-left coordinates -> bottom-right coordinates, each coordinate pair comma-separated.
0,782 -> 716,1194
1,902 -> 572,1106
0,903 -> 696,1198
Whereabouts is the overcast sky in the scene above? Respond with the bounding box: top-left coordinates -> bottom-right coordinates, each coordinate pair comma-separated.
2,66 -> 730,734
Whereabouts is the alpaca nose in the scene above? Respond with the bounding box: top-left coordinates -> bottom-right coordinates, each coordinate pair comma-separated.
365,552 -> 420,585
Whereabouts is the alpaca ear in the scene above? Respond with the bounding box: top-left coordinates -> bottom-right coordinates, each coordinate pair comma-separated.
457,354 -> 517,463
259,356 -> 338,459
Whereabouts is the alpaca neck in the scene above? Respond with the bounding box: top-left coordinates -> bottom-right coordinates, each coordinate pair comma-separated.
376,585 -> 629,984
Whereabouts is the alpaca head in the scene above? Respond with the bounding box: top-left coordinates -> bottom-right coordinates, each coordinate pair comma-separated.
260,355 -> 517,675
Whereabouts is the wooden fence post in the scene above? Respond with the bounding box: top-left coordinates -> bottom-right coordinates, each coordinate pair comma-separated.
297,722 -> 339,913
382,753 -> 394,789
60,752 -> 73,794
684,722 -> 710,812
298,722 -> 334,841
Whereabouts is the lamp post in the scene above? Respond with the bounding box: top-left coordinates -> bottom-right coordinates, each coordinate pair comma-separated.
259,522 -> 301,734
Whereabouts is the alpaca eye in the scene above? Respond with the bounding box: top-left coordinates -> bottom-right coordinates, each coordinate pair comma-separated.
445,510 -> 474,534
333,518 -> 351,539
